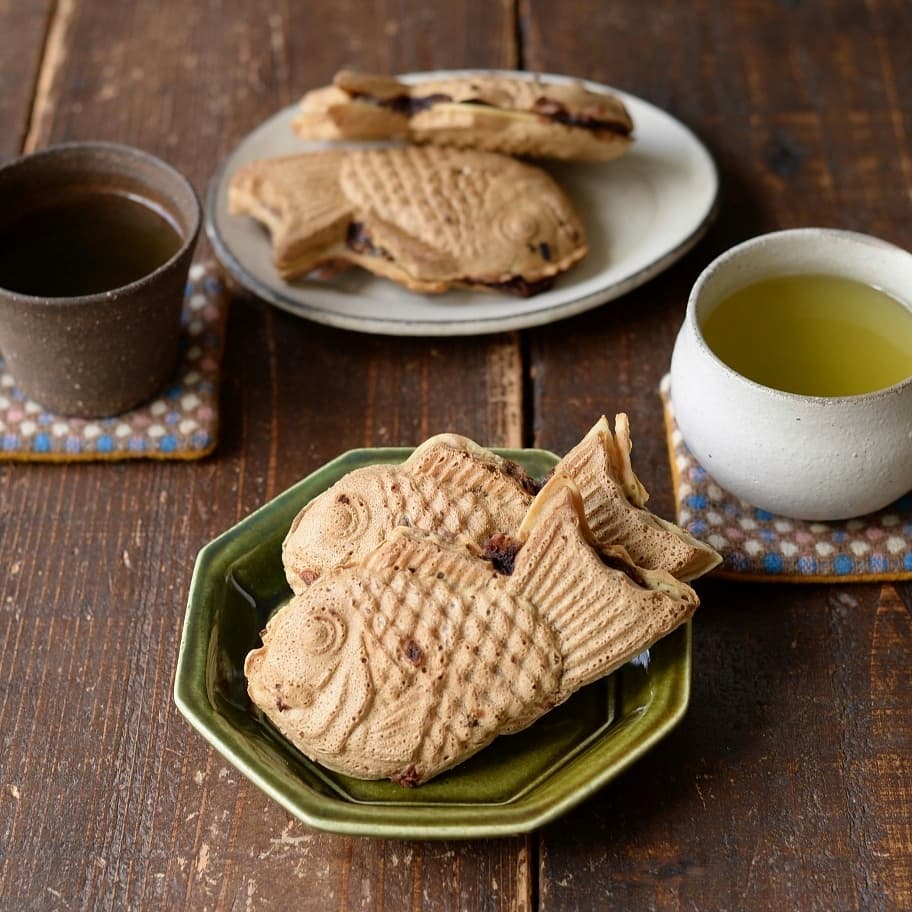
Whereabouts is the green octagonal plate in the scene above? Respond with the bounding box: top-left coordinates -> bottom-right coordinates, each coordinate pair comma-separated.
174,446 -> 692,839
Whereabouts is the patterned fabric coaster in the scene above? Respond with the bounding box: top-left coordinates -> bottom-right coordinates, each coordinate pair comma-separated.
0,263 -> 227,462
659,376 -> 912,582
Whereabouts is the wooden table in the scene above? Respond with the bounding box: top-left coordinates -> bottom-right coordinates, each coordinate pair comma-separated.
2,2 -> 910,909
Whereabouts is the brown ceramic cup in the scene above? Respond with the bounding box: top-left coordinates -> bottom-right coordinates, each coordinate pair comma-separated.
0,142 -> 200,417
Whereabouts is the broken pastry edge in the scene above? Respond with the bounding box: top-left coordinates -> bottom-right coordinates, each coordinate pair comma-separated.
228,152 -> 355,278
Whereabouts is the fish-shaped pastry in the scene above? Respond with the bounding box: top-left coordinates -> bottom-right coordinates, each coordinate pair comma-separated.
282,432 -> 540,592
246,476 -> 698,785
228,146 -> 587,295
293,70 -> 634,162
281,416 -> 720,593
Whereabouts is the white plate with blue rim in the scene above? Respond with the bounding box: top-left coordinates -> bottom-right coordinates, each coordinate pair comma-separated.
206,70 -> 719,336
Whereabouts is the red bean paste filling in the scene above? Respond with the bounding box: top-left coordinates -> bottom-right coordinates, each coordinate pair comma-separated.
502,459 -> 544,496
530,97 -> 631,136
402,639 -> 424,665
483,533 -> 524,576
597,551 -> 648,588
346,222 -> 393,260
353,91 -> 453,116
479,275 -> 555,298
392,764 -> 421,787
351,90 -> 631,137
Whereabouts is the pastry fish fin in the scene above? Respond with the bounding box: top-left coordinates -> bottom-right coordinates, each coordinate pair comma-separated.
640,513 -> 723,582
228,152 -> 352,278
510,475 -> 699,699
610,413 -> 650,507
558,414 -> 648,508
360,687 -> 431,765
406,432 -> 509,473
556,415 -> 721,581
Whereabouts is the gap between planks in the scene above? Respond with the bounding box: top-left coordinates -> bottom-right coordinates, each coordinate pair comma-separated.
21,0 -> 71,154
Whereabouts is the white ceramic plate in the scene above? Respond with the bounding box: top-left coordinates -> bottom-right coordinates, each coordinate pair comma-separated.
206,71 -> 719,336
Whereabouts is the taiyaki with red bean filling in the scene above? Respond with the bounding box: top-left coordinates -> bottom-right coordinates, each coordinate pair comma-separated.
228,146 -> 587,295
245,476 -> 698,785
281,416 -> 719,594
294,70 -> 634,162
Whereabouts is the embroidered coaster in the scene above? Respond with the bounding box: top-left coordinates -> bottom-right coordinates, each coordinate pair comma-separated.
0,263 -> 227,462
659,376 -> 912,582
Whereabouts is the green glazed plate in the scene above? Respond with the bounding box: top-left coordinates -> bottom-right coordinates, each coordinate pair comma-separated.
174,447 -> 692,839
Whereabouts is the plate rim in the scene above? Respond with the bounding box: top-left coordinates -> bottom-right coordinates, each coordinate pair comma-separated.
174,445 -> 693,838
206,69 -> 720,336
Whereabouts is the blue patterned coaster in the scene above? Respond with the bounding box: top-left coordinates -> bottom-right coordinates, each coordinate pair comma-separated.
0,263 -> 227,461
660,376 -> 912,582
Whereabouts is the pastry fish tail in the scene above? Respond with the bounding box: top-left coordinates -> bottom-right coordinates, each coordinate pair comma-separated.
228,151 -> 352,279
508,475 -> 699,700
556,414 -> 721,581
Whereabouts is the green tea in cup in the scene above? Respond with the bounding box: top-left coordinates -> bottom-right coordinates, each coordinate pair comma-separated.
700,273 -> 912,397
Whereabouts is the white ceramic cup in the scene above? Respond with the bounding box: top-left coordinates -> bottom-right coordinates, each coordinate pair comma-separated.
670,228 -> 912,520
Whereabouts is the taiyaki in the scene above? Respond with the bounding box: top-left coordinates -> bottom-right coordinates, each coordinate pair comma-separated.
282,432 -> 538,592
281,416 -> 720,594
228,146 -> 587,295
245,476 -> 698,785
294,70 -> 634,162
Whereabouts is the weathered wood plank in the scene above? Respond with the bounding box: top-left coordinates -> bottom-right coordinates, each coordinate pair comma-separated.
0,2 -> 527,910
522,0 -> 912,910
0,0 -> 54,158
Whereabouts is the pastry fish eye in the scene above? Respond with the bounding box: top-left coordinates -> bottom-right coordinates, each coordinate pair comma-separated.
318,488 -> 373,544
494,206 -> 543,246
301,611 -> 347,656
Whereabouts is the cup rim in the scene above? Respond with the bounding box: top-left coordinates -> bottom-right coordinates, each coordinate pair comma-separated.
686,227 -> 912,405
0,140 -> 201,305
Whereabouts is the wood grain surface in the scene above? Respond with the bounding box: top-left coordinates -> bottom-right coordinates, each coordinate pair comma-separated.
0,0 -> 54,159
0,1 -> 910,910
521,2 -> 912,910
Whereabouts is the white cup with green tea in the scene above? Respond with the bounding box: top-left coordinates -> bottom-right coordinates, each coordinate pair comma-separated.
670,228 -> 912,520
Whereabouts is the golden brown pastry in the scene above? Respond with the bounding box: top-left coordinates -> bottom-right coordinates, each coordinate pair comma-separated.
228,145 -> 587,295
246,476 -> 697,785
294,70 -> 634,162
282,433 -> 537,592
281,416 -> 720,594
555,415 -> 721,581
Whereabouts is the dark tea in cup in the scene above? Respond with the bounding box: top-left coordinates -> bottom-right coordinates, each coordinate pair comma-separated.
0,142 -> 200,417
